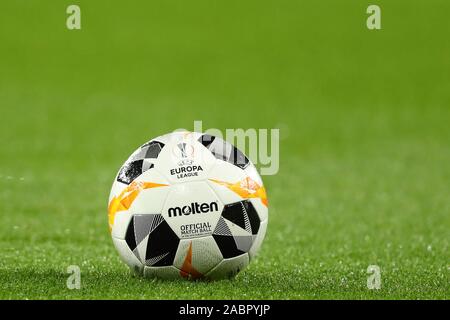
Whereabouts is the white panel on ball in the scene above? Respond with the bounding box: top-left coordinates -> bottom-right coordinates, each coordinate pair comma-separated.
207,161 -> 248,205
155,132 -> 217,185
108,180 -> 128,203
162,181 -> 223,239
249,220 -> 268,260
173,237 -> 223,276
244,164 -> 264,186
127,172 -> 170,215
111,211 -> 133,240
206,253 -> 249,280
112,237 -> 144,274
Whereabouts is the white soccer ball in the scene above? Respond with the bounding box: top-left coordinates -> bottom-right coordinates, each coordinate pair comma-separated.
108,131 -> 268,280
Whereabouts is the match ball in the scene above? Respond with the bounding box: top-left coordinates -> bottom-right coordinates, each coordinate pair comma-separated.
108,131 -> 268,280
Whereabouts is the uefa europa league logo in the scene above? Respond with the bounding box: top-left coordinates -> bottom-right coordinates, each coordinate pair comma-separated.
170,134 -> 196,166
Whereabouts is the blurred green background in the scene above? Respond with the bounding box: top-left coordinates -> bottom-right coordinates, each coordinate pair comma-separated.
0,0 -> 448,299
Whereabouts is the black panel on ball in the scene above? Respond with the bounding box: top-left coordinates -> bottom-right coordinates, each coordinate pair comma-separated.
198,134 -> 216,148
230,146 -> 250,169
197,134 -> 249,169
243,201 -> 261,235
213,234 -> 245,259
117,160 -> 144,185
142,141 -> 165,159
145,220 -> 180,267
222,200 -> 260,235
222,202 -> 247,231
125,216 -> 137,251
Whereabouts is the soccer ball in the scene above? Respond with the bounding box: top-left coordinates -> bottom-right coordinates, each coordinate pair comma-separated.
108,131 -> 268,280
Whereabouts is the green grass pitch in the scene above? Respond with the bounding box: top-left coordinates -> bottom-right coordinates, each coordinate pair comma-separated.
0,1 -> 448,299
